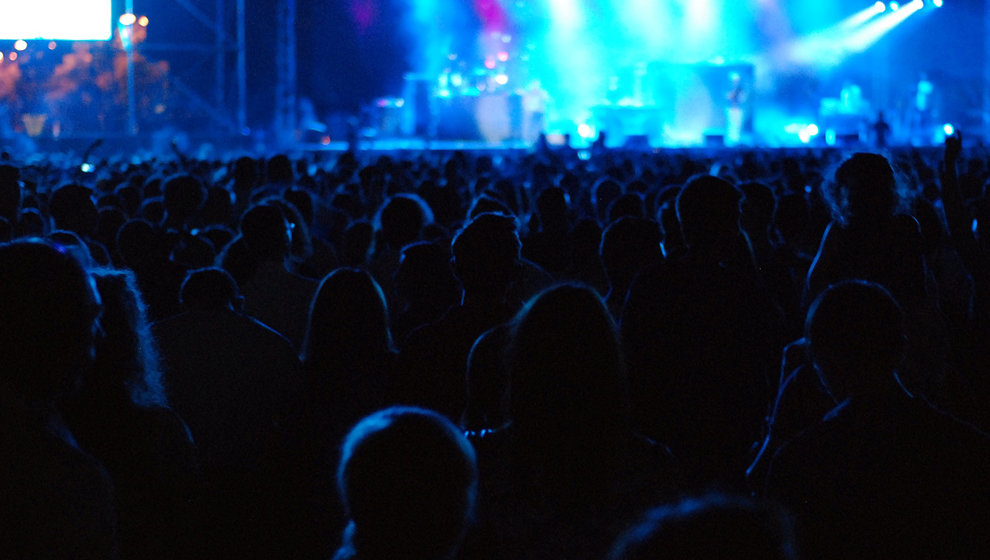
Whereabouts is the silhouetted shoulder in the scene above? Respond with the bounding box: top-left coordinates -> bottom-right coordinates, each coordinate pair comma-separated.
0,424 -> 118,559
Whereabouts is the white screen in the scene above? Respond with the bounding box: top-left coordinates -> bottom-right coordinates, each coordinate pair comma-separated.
0,0 -> 112,41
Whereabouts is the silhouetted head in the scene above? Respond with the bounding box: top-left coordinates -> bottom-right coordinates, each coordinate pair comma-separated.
138,196 -> 165,225
257,196 -> 314,261
593,178 -> 623,223
341,220 -> 374,267
600,217 -> 662,296
303,268 -> 392,370
115,218 -> 160,268
113,183 -> 142,217
264,154 -> 294,185
608,493 -> 797,560
180,266 -> 242,311
239,203 -> 291,261
231,156 -> 259,192
451,212 -> 522,296
16,207 -> 46,238
0,239 -> 102,402
162,174 -> 206,226
607,192 -> 646,223
88,269 -> 166,407
200,186 -> 234,226
393,241 -> 460,307
739,181 -> 776,236
337,406 -> 478,560
49,183 -> 99,237
95,207 -> 126,256
828,152 -> 899,225
467,194 -> 512,221
508,283 -> 629,440
534,186 -> 569,231
376,194 -> 433,251
805,280 -> 907,401
283,188 -> 314,225
676,175 -> 742,249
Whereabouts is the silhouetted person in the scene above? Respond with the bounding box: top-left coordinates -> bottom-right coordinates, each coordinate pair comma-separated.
334,407 -> 478,560
805,152 -> 950,403
592,178 -> 623,225
739,181 -> 801,339
467,284 -> 680,560
392,213 -> 525,421
61,268 -> 199,560
251,153 -> 295,202
221,202 -> 317,349
390,241 -> 460,345
49,183 -> 99,240
340,219 -> 375,268
370,193 -> 434,304
116,218 -> 187,322
227,156 -> 260,220
0,239 -> 118,558
806,153 -> 926,306
622,175 -> 783,491
599,216 -> 662,318
303,268 -> 397,442
161,174 -> 205,232
608,493 -> 797,560
522,186 -> 573,278
871,111 -> 891,148
152,267 -> 309,559
763,280 -> 990,559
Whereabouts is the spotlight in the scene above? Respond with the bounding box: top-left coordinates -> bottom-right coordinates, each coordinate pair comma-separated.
119,13 -> 137,26
875,1 -> 886,12
13,40 -> 27,51
799,124 -> 820,144
933,0 -> 942,6
944,123 -> 955,136
138,16 -> 149,27
890,2 -> 899,10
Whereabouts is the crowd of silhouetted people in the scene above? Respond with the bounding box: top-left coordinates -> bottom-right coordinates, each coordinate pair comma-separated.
2,134 -> 990,559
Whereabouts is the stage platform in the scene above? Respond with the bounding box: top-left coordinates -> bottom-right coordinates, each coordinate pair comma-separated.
2,130 -> 962,163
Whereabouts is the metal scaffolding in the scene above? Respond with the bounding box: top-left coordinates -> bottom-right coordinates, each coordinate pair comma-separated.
137,0 -> 247,135
985,0 -> 990,140
275,0 -> 297,148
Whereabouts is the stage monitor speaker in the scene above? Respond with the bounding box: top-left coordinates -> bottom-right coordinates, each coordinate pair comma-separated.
836,133 -> 861,146
624,134 -> 651,150
704,133 -> 724,147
